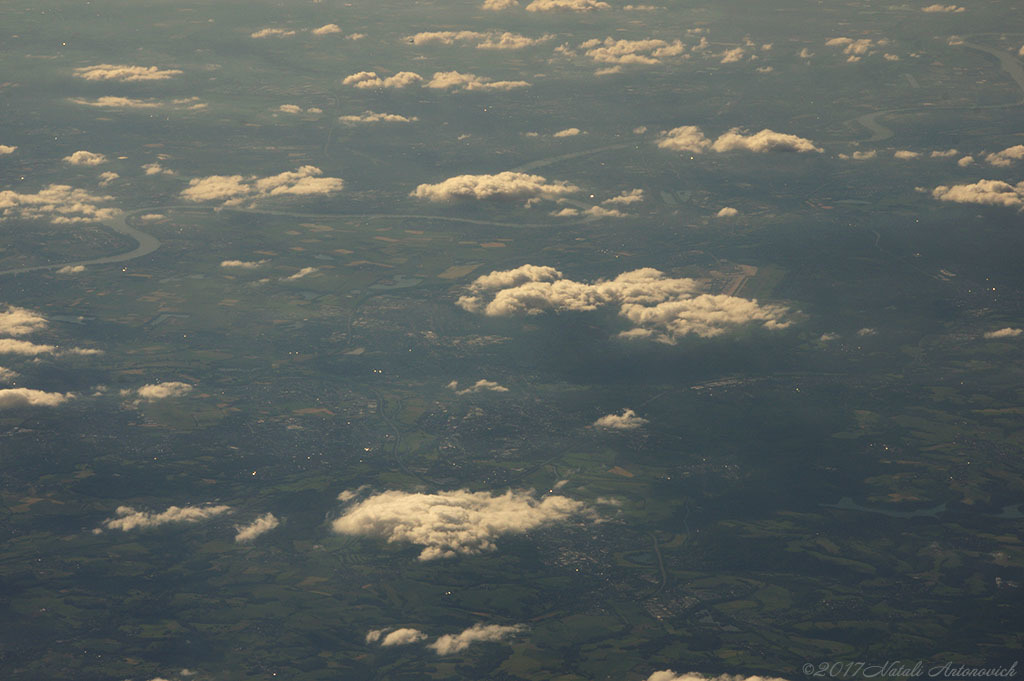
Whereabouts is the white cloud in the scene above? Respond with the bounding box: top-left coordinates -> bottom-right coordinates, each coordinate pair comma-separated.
839,150 -> 876,160
312,24 -> 342,36
458,265 -> 794,342
134,382 -> 193,401
142,162 -> 174,176
711,128 -> 823,153
553,127 -> 583,137
448,379 -> 509,395
932,179 -> 1024,208
894,150 -> 921,159
582,205 -> 625,218
342,71 -> 424,89
580,38 -> 687,65
525,0 -> 610,10
483,0 -> 519,7
857,327 -> 876,337
235,513 -> 280,542
365,629 -> 385,643
603,189 -> 644,205
0,339 -> 56,355
68,96 -> 165,109
983,327 -> 1022,339
57,265 -> 85,274
477,32 -> 554,50
720,47 -> 746,63
624,4 -> 659,10
0,184 -> 118,223
63,150 -> 107,166
278,104 -> 303,114
381,629 -> 429,647
139,213 -> 165,221
931,149 -> 959,157
181,166 -> 343,205
593,408 -> 648,430
985,145 -> 1024,167
73,64 -> 182,82
825,37 -> 888,57
819,332 -> 840,342
645,673 -> 790,681
429,623 -> 526,655
282,266 -> 319,281
0,388 -> 73,409
426,71 -> 530,91
799,48 -> 814,58
332,489 -> 591,560
656,126 -> 711,153
221,259 -> 266,269
716,207 -> 739,217
411,172 -> 579,202
339,111 -> 417,124
98,171 -> 119,186
406,31 -> 485,46
0,145 -> 17,155
958,155 -> 975,167
251,28 -> 296,38
0,305 -> 47,336
100,504 -> 231,532
922,3 -> 964,11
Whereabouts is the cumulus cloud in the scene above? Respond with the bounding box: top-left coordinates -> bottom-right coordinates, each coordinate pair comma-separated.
312,24 -> 342,36
525,0 -> 610,10
448,379 -> 509,395
181,166 -> 343,205
478,32 -> 554,49
0,145 -> 16,155
894,150 -> 921,159
716,207 -> 739,217
63,150 -> 107,166
983,327 -> 1022,339
57,265 -> 85,274
282,266 -> 319,281
339,111 -> 417,124
582,205 -> 625,218
73,64 -> 182,82
0,388 -> 73,409
251,28 -> 296,38
645,673 -> 790,681
221,259 -> 266,269
922,3 -> 964,11
235,513 -> 280,542
580,37 -> 687,65
68,96 -> 165,109
0,339 -> 56,355
483,0 -> 519,7
985,145 -> 1024,167
142,162 -> 174,176
825,37 -> 889,59
426,71 -> 530,91
411,172 -> 579,202
381,629 -> 429,647
0,184 -> 118,223
342,71 -> 424,89
593,408 -> 648,430
958,155 -> 975,167
932,179 -> 1024,208
457,265 -> 794,342
656,126 -> 711,153
720,47 -> 746,63
931,149 -> 959,157
603,189 -> 644,205
132,381 -> 194,401
711,128 -> 823,153
98,171 -> 119,186
332,489 -> 590,560
100,504 -> 231,532
429,623 -> 526,655
553,127 -> 583,137
0,305 -> 47,336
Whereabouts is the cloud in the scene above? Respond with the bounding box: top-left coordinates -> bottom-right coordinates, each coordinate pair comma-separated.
332,489 -> 591,560
429,623 -> 526,655
448,379 -> 509,395
235,513 -> 280,542
98,171 -> 119,185
221,259 -> 266,269
483,0 -> 519,7
282,266 -> 319,281
100,504 -> 231,532
799,48 -> 814,58
711,128 -> 823,153
411,172 -> 579,202
342,71 -> 424,89
593,408 -> 647,430
134,382 -> 194,401
381,629 -> 429,647
894,150 -> 921,159
656,126 -> 711,153
181,166 -> 343,205
251,28 -> 296,38
63,150 -> 107,166
645,673 -> 790,681
603,189 -> 644,205
57,265 -> 85,274
0,339 -> 53,355
68,96 -> 165,109
856,327 -> 876,337
0,184 -> 119,224
0,367 -> 17,382
716,207 -> 739,217
582,205 -> 625,218
984,145 -> 1024,167
312,24 -> 342,36
553,127 -> 583,137
0,145 -> 18,154
72,64 -> 182,82
457,265 -> 794,342
580,38 -> 687,65
932,180 -> 1024,208
406,31 -> 485,45
278,104 -> 303,114
0,388 -> 73,409
984,327 -> 1022,339
825,37 -> 888,57
525,0 -> 610,10
477,32 -> 554,50
339,111 -> 417,124
931,149 -> 959,157
720,47 -> 746,63
426,71 -> 530,91
958,155 -> 975,167
0,305 -> 47,336
143,162 -> 174,176
922,3 -> 964,11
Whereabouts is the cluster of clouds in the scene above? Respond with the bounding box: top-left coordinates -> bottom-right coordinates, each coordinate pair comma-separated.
277,104 -> 323,115
181,165 -> 344,206
332,489 -> 591,560
338,111 -> 417,125
447,379 -> 509,395
406,30 -> 554,50
984,144 -> 1024,168
656,125 -> 822,154
96,504 -> 280,542
411,171 -> 579,202
456,265 -> 794,342
72,64 -> 182,82
593,408 -> 648,430
579,38 -> 687,65
252,25 -> 363,39
931,179 -> 1024,209
63,150 -> 107,166
0,304 -> 101,390
483,0 -> 610,10
342,70 -> 529,92
824,37 -> 897,62
0,184 -> 118,224
119,381 -> 194,406
366,622 -> 525,655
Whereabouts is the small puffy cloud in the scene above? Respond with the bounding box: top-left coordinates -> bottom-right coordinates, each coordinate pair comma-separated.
339,111 -> 417,124
799,48 -> 814,58
825,37 -> 887,57
0,145 -> 17,155
984,145 -> 1024,167
73,64 -> 182,82
365,629 -> 385,643
134,381 -> 193,401
282,266 -> 319,281
57,265 -> 85,274
100,504 -> 231,532
0,339 -> 56,355
645,673 -> 790,681
0,388 -> 73,409
381,629 -> 429,647
720,47 -> 746,63
0,184 -> 117,223
894,150 -> 921,159
656,126 -> 711,153
477,32 -> 554,50
251,28 -> 296,38
411,172 -> 580,202
624,4 -> 659,10
958,155 -> 975,167
553,127 -> 583,137
711,128 -> 822,153
221,259 -> 266,269
580,37 -> 687,65
931,149 -> 958,157
0,305 -> 47,336
98,171 -> 119,185
603,189 -> 644,205
142,162 -> 174,176
426,71 -> 530,91
856,327 -> 877,337
182,166 -> 343,205
429,623 -> 526,655
525,0 -> 610,10
593,408 -> 648,430
406,31 -> 485,46
342,71 -> 424,89
139,213 -> 165,221
839,150 -> 876,160
922,3 -> 964,11
819,332 -> 840,342
448,379 -> 509,395
582,205 -> 625,218
312,24 -> 342,36
483,0 -> 519,7
932,179 -> 1024,209
235,513 -> 280,542
63,150 -> 107,166
278,104 -> 303,114
983,327 -> 1022,339
69,96 -> 165,109
716,207 -> 739,217
332,489 -> 591,560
